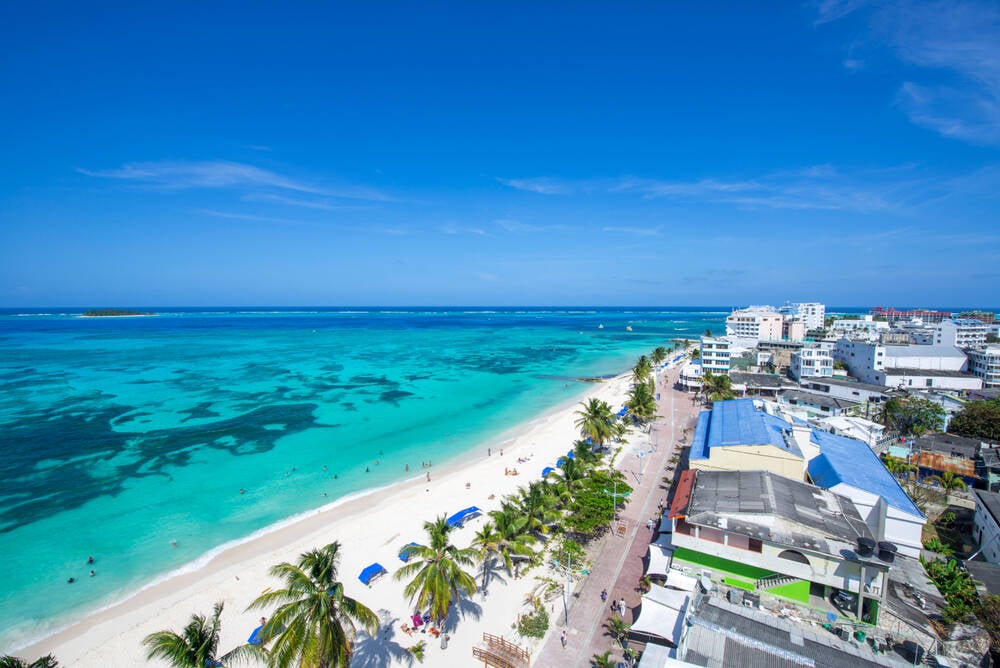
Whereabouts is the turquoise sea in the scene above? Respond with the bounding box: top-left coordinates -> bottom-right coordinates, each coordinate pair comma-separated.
0,307 -> 725,651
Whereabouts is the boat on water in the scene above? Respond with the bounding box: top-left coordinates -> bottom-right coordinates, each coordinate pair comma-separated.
626,325 -> 633,331
598,324 -> 604,329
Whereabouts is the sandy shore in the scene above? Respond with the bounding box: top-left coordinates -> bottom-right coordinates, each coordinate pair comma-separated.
22,370 -> 644,666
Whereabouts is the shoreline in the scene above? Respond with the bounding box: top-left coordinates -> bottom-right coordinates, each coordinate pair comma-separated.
19,367 -> 643,665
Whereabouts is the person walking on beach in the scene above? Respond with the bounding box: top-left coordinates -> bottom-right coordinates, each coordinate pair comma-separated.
600,588 -> 608,602
560,629 -> 567,648
619,598 -> 627,617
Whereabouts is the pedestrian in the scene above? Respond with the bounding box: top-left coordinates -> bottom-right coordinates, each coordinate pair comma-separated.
560,629 -> 567,648
441,633 -> 450,649
488,447 -> 491,456
619,598 -> 627,616
600,588 -> 608,602
647,518 -> 654,531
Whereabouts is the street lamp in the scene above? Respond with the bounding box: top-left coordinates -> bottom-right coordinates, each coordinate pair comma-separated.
634,447 -> 654,483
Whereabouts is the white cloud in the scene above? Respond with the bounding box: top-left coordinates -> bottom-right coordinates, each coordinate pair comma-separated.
496,177 -> 572,195
602,225 -> 662,236
79,160 -> 391,201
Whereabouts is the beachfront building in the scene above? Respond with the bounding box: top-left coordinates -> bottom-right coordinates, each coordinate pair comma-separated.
869,307 -> 952,324
783,318 -> 806,343
789,344 -> 834,381
677,361 -> 703,392
935,318 -> 992,349
808,430 -> 925,558
686,399 -> 927,556
699,336 -> 731,375
881,368 -> 982,392
967,346 -> 1000,388
726,306 -> 784,345
778,301 -> 826,331
973,489 -> 1000,564
668,469 -> 891,621
688,399 -> 812,480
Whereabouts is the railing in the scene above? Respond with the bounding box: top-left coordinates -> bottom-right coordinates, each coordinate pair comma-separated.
473,633 -> 530,667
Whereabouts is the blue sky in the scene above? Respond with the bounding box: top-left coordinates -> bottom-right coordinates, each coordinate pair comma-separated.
1,1 -> 998,307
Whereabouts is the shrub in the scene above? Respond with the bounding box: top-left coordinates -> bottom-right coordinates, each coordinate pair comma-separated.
517,606 -> 549,638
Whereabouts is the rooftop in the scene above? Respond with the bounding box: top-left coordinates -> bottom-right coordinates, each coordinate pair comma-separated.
966,560 -> 1000,596
974,488 -> 1000,529
805,377 -> 889,393
882,367 -> 978,379
913,432 -> 983,459
808,429 -> 924,519
729,372 -> 790,389
690,399 -> 803,461
681,595 -> 903,667
676,469 -> 874,556
779,389 -> 856,410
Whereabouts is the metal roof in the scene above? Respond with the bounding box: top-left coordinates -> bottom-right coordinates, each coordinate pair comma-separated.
974,488 -> 1000,529
808,430 -> 924,519
913,432 -> 982,459
696,399 -> 802,458
883,367 -> 978,378
682,470 -> 874,555
779,389 -> 855,410
804,377 -> 889,393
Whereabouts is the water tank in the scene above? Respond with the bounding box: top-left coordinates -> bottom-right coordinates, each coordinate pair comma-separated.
857,537 -> 876,558
876,541 -> 897,563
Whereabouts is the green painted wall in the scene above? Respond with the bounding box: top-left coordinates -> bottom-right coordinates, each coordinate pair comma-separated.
765,579 -> 810,603
671,547 -> 774,580
723,577 -> 755,591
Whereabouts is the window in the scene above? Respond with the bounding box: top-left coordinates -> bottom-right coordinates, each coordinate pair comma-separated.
926,379 -> 933,387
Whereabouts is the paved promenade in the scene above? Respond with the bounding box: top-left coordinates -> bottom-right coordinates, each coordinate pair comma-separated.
534,363 -> 701,667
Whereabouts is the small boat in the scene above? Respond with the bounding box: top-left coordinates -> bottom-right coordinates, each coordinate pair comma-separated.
598,324 -> 604,329
626,325 -> 633,332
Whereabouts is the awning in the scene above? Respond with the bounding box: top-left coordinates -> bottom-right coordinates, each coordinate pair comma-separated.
637,643 -> 699,667
358,562 -> 388,585
664,569 -> 698,592
646,545 -> 673,577
398,542 -> 419,562
644,584 -> 690,612
446,506 -> 482,527
630,599 -> 686,645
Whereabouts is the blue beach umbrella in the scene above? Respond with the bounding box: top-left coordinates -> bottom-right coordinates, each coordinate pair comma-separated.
446,506 -> 482,527
399,542 -> 419,562
248,624 -> 265,646
541,466 -> 555,477
566,450 -> 575,459
556,457 -> 566,467
359,563 -> 388,585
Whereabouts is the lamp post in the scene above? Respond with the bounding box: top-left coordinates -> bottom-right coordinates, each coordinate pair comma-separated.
634,447 -> 654,483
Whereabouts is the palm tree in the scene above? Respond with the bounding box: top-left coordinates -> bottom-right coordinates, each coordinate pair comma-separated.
700,371 -> 734,403
626,381 -> 657,426
395,516 -> 478,625
651,346 -> 667,366
475,512 -> 534,584
552,456 -> 588,500
927,471 -> 967,502
246,542 -> 378,668
690,348 -> 700,360
517,480 -> 561,535
882,454 -> 917,481
572,438 -> 600,465
143,602 -> 256,668
575,398 -> 614,447
631,356 -> 652,385
591,651 -> 616,668
0,656 -> 59,668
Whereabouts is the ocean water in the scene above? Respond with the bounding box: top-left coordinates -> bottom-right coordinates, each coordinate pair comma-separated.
0,307 -> 724,651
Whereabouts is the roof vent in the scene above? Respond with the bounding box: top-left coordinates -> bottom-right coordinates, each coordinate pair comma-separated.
876,541 -> 897,563
857,537 -> 876,558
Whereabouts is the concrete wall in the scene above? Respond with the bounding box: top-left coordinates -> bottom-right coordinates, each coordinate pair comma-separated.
689,444 -> 806,481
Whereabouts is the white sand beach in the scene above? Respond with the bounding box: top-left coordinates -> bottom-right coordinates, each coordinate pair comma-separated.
23,371 -> 646,667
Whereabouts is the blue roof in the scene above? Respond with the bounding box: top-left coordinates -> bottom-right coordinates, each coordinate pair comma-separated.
446,506 -> 482,527
691,399 -> 801,460
689,411 -> 711,460
358,562 -> 387,585
807,429 -> 924,519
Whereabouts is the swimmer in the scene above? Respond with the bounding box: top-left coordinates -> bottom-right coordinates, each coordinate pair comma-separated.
90,570 -> 96,577
405,464 -> 409,471
171,540 -> 178,548
322,465 -> 327,471
240,488 -> 245,494
365,467 -> 370,473
87,556 -> 94,565
67,577 -> 75,584
334,474 -> 338,479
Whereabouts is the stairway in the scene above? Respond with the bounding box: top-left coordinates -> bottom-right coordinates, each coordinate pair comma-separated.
755,573 -> 799,591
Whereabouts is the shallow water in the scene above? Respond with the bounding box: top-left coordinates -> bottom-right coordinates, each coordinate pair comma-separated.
0,307 -> 723,650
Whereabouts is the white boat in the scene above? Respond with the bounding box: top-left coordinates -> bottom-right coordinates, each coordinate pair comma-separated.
598,324 -> 604,329
626,325 -> 633,332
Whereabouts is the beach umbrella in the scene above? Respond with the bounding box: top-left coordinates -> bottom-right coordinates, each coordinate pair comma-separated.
359,562 -> 388,585
399,541 -> 419,562
248,624 -> 265,646
541,466 -> 555,478
556,457 -> 566,467
445,506 -> 482,527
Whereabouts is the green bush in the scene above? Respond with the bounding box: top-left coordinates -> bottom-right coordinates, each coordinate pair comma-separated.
517,606 -> 550,638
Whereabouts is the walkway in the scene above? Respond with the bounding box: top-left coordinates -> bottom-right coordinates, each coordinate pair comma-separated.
534,362 -> 702,667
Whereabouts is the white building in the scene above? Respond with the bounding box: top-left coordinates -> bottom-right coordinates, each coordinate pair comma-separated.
779,302 -> 826,331
834,340 -> 969,385
830,316 -> 889,342
789,344 -> 834,381
699,336 -> 731,375
966,346 -> 1000,389
936,319 -> 992,349
973,489 -> 1000,564
726,306 -> 784,345
881,368 -> 983,392
815,415 -> 890,453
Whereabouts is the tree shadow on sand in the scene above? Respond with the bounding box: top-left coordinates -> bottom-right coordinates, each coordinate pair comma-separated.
351,622 -> 416,668
478,556 -> 511,593
446,595 -> 483,632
